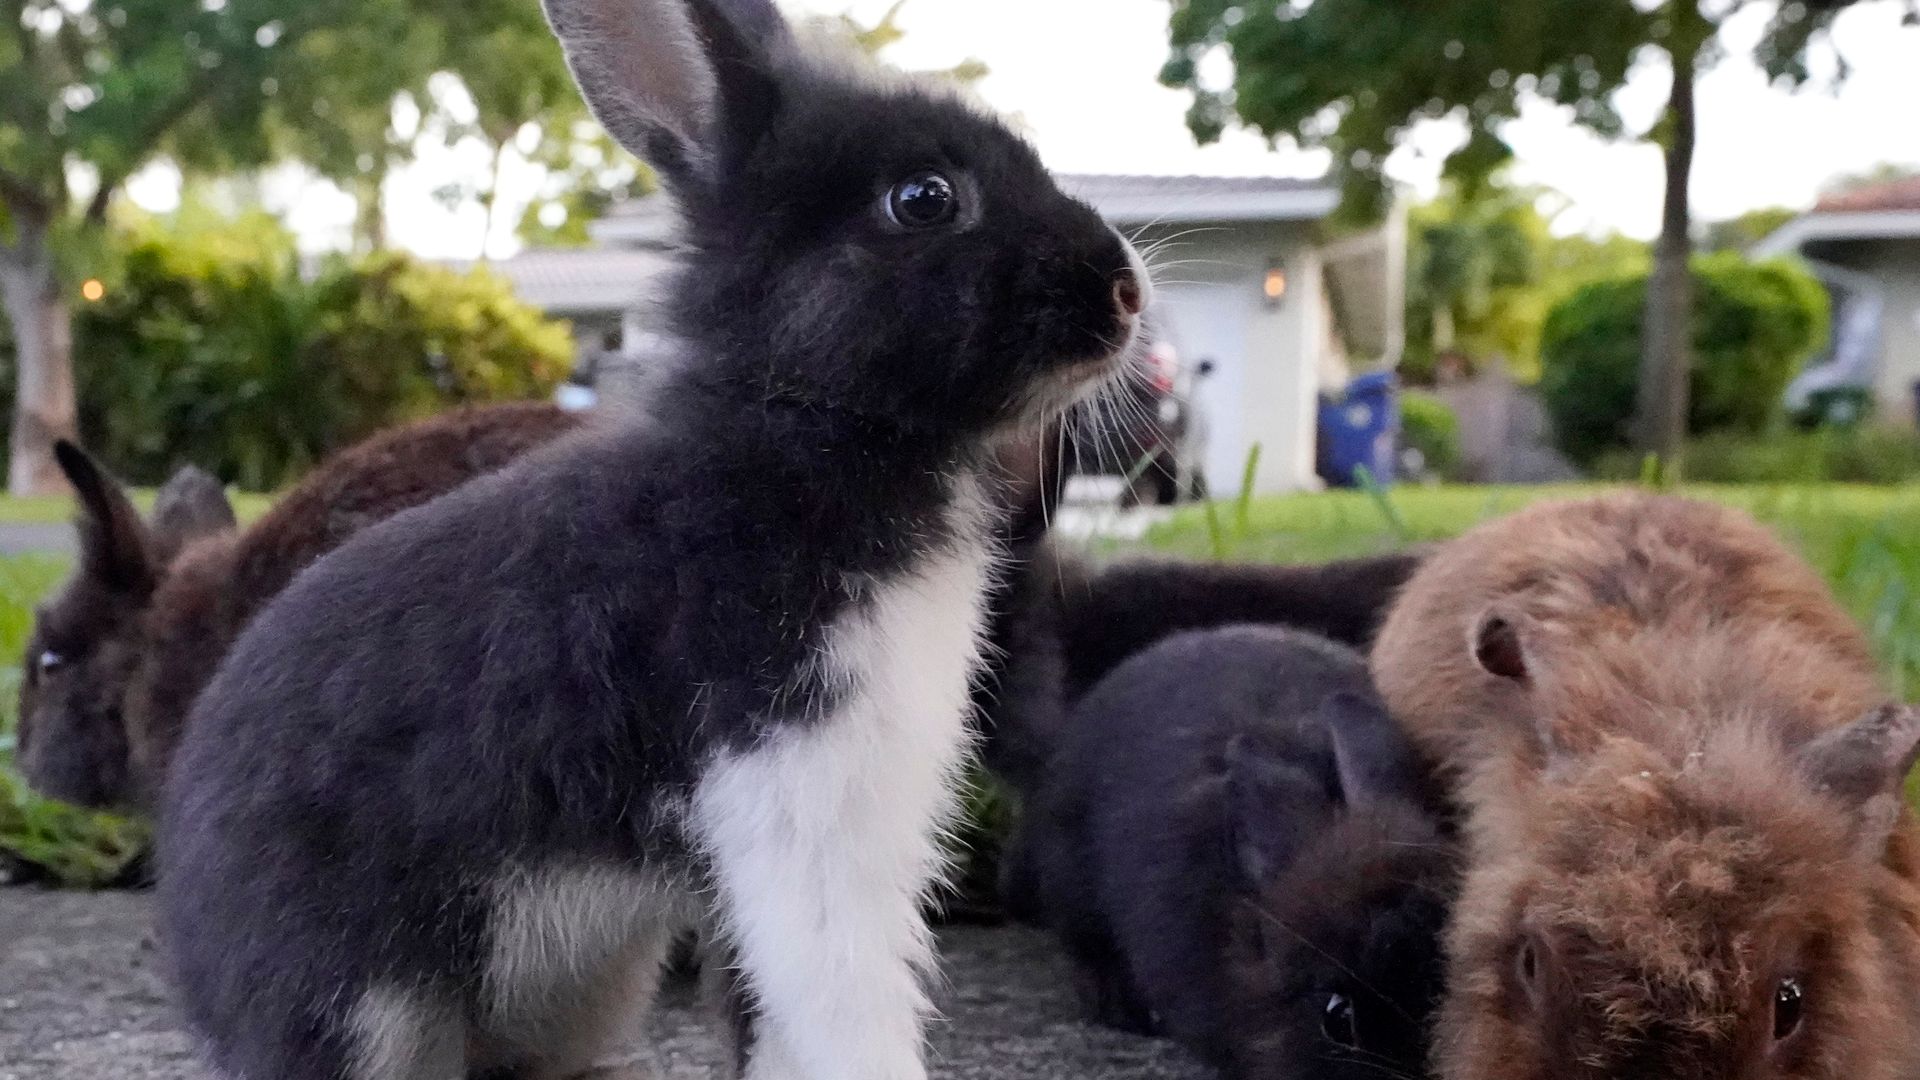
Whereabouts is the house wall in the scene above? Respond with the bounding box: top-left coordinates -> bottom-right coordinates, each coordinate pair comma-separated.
1805,238 -> 1920,426
1859,245 -> 1920,426
1131,220 -> 1323,493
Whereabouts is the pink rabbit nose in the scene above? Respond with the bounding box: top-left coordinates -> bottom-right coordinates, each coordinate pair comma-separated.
1113,269 -> 1145,317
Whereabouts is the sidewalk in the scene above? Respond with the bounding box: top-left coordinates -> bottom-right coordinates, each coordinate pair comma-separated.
0,889 -> 1208,1080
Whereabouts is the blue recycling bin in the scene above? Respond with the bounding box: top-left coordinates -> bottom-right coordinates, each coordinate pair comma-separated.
1316,370 -> 1399,488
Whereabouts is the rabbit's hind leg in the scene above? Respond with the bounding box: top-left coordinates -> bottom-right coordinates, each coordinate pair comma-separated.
344,986 -> 466,1080
471,864 -> 683,1080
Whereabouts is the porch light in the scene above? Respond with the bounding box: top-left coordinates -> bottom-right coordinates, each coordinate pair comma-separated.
1262,261 -> 1287,307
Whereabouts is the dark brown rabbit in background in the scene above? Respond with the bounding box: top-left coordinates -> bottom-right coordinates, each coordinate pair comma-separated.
1371,492 -> 1920,1080
16,401 -> 580,811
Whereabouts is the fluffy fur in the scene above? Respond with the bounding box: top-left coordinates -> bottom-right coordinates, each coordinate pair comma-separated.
156,0 -> 1148,1077
1370,493 -> 1920,1080
1010,625 -> 1455,1080
16,402 -> 579,811
976,543 -> 1424,794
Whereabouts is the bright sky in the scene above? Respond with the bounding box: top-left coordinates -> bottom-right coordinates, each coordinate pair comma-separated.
144,0 -> 1920,257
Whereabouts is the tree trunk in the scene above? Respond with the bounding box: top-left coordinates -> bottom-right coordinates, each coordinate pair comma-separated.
0,208 -> 79,496
1433,305 -> 1456,355
1634,4 -> 1704,469
351,165 -> 389,253
479,140 -> 512,262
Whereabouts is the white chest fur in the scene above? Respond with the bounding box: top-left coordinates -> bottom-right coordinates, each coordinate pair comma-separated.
690,481 -> 996,1080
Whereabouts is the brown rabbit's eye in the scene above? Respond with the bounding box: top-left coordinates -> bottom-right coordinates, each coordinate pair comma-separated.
886,171 -> 958,228
1773,978 -> 1804,1041
1517,940 -> 1538,986
1322,993 -> 1358,1047
37,649 -> 64,677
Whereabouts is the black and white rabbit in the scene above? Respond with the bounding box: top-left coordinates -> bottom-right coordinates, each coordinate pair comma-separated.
1010,625 -> 1454,1080
156,0 -> 1150,1077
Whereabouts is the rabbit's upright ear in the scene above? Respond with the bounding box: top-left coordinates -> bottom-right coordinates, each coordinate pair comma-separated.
149,465 -> 235,566
542,0 -> 787,189
55,440 -> 157,597
1225,735 -> 1330,889
1324,692 -> 1421,810
1799,704 -> 1920,859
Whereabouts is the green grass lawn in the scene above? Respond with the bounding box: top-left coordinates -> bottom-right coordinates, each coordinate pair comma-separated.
0,490 -> 274,527
1140,483 -> 1920,697
1,481 -> 1916,886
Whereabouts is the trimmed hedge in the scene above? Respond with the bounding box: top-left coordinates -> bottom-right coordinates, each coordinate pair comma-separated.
1538,253 -> 1830,464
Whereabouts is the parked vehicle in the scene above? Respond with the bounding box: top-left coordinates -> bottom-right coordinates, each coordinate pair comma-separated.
1064,321 -> 1210,506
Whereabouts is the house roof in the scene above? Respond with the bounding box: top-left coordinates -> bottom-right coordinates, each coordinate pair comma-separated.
1059,173 -> 1340,225
453,247 -> 676,315
489,173 -> 1344,316
587,196 -> 677,247
1754,176 -> 1920,258
1814,176 -> 1920,213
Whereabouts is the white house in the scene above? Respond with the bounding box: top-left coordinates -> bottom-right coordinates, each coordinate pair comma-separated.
488,174 -> 1403,494
1756,177 -> 1920,427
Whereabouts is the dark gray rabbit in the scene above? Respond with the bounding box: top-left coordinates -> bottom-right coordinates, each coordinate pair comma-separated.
1010,625 -> 1454,1080
155,0 -> 1149,1076
975,543 -> 1424,797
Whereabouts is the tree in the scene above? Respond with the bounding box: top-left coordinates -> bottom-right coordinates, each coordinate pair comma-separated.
1404,177 -> 1550,381
1164,0 -> 1920,472
1704,206 -> 1799,253
255,15 -> 449,253
424,0 -> 586,259
810,0 -> 990,84
0,0 -> 455,493
516,124 -> 654,248
1821,161 -> 1920,197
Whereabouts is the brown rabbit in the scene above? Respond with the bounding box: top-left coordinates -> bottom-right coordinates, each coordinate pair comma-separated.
1370,493 -> 1920,1080
17,401 -> 583,811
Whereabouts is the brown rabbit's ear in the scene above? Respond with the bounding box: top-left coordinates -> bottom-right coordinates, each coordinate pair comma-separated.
149,464 -> 235,566
1471,606 -> 1530,682
55,440 -> 156,596
1799,704 -> 1920,858
1469,606 -> 1575,765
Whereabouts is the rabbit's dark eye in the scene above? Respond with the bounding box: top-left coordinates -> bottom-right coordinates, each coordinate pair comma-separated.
1322,993 -> 1358,1047
1517,940 -> 1538,986
1773,978 -> 1804,1041
886,171 -> 958,229
37,649 -> 65,677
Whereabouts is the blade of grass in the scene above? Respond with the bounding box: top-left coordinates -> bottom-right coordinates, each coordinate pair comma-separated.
1353,465 -> 1410,542
1234,442 -> 1263,536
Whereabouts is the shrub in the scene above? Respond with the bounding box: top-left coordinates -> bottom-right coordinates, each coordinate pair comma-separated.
1398,390 -> 1464,481
306,252 -> 573,447
1595,426 -> 1920,485
1538,253 -> 1830,464
74,220 -> 321,491
40,217 -> 572,491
